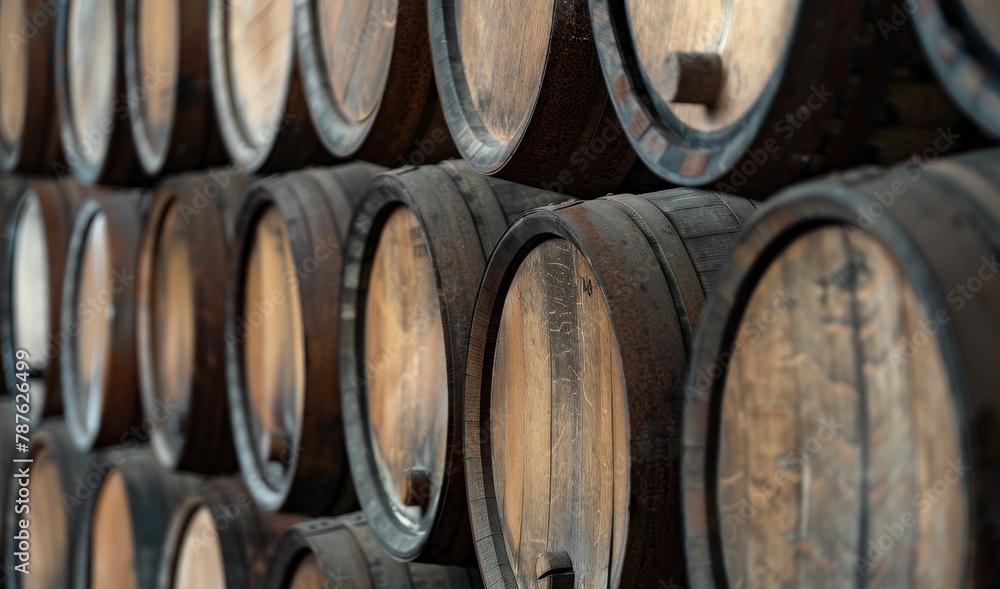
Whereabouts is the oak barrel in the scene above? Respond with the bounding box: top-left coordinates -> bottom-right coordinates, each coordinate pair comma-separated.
59,190 -> 145,451
124,0 -> 229,176
226,163 -> 382,514
1,179 -> 86,424
0,0 -> 64,174
54,0 -> 145,185
427,0 -> 649,197
265,513 -> 484,589
208,0 -> 329,172
295,0 -> 458,167
157,478 -> 304,589
464,189 -> 759,588
339,160 -> 558,564
589,0 -> 984,196
682,149 -> 1000,588
137,170 -> 255,474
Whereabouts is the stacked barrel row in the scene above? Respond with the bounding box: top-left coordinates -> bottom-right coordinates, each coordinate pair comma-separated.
0,0 -> 995,194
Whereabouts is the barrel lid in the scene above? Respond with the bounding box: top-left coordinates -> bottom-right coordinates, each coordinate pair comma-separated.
90,471 -> 139,589
65,0 -> 117,174
0,0 -> 28,164
8,191 -> 51,402
174,506 -> 227,589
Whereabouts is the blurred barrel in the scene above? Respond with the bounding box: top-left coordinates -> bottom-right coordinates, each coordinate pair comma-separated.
913,0 -> 1000,137
339,161 -> 557,563
265,513 -> 483,589
226,163 -> 382,514
682,149 -> 1000,588
426,0 -> 647,197
208,0 -> 329,172
137,171 -> 255,474
1,179 -> 86,423
296,0 -> 458,167
55,0 -> 145,185
124,0 -> 228,176
464,189 -> 758,588
157,478 -> 304,589
59,191 -> 145,451
0,0 -> 64,174
588,0 -> 984,196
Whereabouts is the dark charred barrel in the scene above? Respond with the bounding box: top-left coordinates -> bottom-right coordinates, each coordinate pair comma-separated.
912,0 -> 1000,138
295,0 -> 459,167
54,0 -> 145,185
124,0 -> 229,176
157,478 -> 305,589
59,191 -> 145,451
682,149 -> 1000,588
265,513 -> 484,589
137,171 -> 256,474
208,0 -> 330,173
1,179 -> 86,424
0,0 -> 64,174
226,163 -> 382,514
464,189 -> 759,588
339,160 -> 559,564
588,0 -> 986,197
68,447 -> 198,589
427,0 -> 651,198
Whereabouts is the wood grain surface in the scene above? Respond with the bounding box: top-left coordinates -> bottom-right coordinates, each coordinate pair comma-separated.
174,507 -> 227,589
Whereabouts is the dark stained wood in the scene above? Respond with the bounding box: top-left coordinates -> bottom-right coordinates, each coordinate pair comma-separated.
157,478 -> 305,589
427,0 -> 651,197
464,188 -> 758,588
226,163 -> 382,514
339,160 -> 560,564
124,0 -> 229,176
590,0 -> 987,196
264,513 -> 484,589
137,171 -> 256,474
682,148 -> 1000,588
912,0 -> 1000,138
59,190 -> 145,451
0,179 -> 85,421
296,0 -> 459,166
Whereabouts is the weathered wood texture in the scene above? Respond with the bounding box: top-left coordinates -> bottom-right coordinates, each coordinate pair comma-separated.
59,190 -> 146,451
683,148 -> 1000,588
157,478 -> 305,589
427,0 -> 655,197
209,0 -> 330,173
137,171 -> 256,474
296,0 -> 458,166
589,0 -> 987,196
0,179 -> 85,422
464,188 -> 758,588
0,0 -> 65,174
914,0 -> 1000,138
264,513 -> 484,589
226,163 -> 382,514
339,160 -> 560,564
124,0 -> 229,176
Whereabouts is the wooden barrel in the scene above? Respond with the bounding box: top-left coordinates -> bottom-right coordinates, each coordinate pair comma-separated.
123,0 -> 229,176
295,0 -> 458,167
682,149 -> 1000,588
54,0 -> 145,185
464,189 -> 759,588
59,191 -> 145,451
0,179 -> 86,423
225,163 -> 382,514
339,160 -> 558,563
157,478 -> 304,589
0,0 -> 64,174
912,0 -> 1000,138
137,171 -> 255,474
426,0 -> 649,197
265,513 -> 483,589
208,0 -> 330,173
69,447 -> 198,589
588,0 -> 985,196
